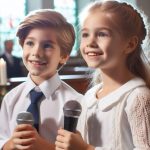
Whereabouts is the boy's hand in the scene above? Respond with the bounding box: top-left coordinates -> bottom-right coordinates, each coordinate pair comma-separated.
55,128 -> 94,150
3,124 -> 36,150
3,124 -> 55,150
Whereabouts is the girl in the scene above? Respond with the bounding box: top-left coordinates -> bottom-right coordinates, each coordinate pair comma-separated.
55,1 -> 150,150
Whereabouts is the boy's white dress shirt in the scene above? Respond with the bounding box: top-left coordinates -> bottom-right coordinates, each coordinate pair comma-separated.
0,72 -> 83,149
77,77 -> 150,150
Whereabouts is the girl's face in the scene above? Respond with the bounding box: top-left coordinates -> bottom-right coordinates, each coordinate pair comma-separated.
23,27 -> 67,84
80,11 -> 131,72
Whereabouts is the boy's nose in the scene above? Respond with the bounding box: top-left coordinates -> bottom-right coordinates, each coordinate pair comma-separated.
32,45 -> 43,56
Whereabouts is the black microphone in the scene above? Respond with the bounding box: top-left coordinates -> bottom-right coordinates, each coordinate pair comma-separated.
63,100 -> 82,132
16,111 -> 34,125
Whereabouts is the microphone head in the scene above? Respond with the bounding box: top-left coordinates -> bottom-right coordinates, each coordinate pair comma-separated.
63,100 -> 82,118
17,111 -> 34,125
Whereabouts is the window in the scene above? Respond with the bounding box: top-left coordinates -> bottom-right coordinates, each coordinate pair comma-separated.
0,0 -> 26,57
54,0 -> 79,56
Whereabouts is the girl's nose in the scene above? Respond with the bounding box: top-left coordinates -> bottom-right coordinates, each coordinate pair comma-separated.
87,35 -> 98,48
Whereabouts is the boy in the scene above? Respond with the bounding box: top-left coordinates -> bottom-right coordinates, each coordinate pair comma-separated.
0,9 -> 82,150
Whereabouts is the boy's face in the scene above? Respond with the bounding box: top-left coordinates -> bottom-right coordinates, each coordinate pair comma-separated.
22,27 -> 67,84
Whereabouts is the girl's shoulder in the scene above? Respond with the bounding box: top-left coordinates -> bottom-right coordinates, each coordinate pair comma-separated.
126,85 -> 150,112
81,83 -> 102,107
128,85 -> 150,100
85,83 -> 102,96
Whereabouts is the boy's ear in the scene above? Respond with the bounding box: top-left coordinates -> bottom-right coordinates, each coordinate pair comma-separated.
60,55 -> 69,64
124,36 -> 138,54
19,40 -> 23,47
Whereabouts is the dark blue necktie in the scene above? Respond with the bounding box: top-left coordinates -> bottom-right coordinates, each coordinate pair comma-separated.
27,89 -> 43,132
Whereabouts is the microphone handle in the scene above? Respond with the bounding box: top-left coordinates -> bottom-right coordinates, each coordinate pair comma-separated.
64,116 -> 78,132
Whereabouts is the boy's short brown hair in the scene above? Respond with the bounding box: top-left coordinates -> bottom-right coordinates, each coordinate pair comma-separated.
16,9 -> 75,56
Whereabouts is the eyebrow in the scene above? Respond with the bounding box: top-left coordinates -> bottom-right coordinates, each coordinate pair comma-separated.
81,27 -> 113,36
25,37 -> 56,44
42,40 -> 56,44
81,27 -> 112,32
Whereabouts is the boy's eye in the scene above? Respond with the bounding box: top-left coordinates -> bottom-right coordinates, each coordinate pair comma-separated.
25,41 -> 34,46
43,43 -> 53,49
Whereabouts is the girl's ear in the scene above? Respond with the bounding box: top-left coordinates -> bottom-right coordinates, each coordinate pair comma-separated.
60,55 -> 70,65
124,36 -> 138,54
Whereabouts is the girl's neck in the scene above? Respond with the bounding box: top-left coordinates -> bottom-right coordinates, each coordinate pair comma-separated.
96,69 -> 135,100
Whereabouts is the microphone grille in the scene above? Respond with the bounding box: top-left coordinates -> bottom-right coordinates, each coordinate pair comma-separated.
17,111 -> 34,125
63,100 -> 82,118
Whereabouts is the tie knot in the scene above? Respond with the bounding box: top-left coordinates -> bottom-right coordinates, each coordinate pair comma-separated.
30,90 -> 43,104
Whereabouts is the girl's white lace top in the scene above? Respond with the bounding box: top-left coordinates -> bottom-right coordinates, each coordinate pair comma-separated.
77,77 -> 150,150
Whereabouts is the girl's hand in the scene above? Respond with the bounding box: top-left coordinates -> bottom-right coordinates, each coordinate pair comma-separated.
55,128 -> 93,150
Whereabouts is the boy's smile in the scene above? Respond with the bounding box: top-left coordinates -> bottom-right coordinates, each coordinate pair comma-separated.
29,59 -> 47,68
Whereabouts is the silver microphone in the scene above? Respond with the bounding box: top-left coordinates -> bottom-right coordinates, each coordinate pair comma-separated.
16,111 -> 34,125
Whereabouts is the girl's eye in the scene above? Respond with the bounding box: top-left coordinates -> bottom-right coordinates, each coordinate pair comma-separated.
97,31 -> 109,37
43,43 -> 53,49
81,32 -> 89,38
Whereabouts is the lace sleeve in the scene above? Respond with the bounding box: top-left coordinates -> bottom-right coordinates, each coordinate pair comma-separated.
127,88 -> 150,149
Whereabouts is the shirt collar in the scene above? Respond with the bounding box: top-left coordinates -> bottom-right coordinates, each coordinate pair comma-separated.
23,72 -> 61,99
87,77 -> 146,110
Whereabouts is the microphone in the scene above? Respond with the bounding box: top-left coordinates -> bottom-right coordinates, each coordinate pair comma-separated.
17,111 -> 34,125
63,100 -> 82,132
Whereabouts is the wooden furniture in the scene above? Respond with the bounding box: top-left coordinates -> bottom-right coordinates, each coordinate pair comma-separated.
8,74 -> 91,94
0,74 -> 91,108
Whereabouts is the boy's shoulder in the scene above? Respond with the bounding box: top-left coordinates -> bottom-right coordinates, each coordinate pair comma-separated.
4,81 -> 26,99
9,81 -> 26,91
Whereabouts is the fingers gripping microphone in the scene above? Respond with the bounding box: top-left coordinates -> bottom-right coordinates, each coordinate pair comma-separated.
17,111 -> 34,125
63,100 -> 82,132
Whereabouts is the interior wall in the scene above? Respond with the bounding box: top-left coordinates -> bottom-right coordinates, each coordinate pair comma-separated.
136,0 -> 150,22
26,0 -> 54,13
26,0 -> 150,21
78,0 -> 150,21
77,0 -> 91,14
26,0 -> 42,12
136,0 -> 150,57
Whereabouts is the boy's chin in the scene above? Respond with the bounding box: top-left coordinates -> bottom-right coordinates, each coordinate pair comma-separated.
30,71 -> 54,79
30,71 -> 41,76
